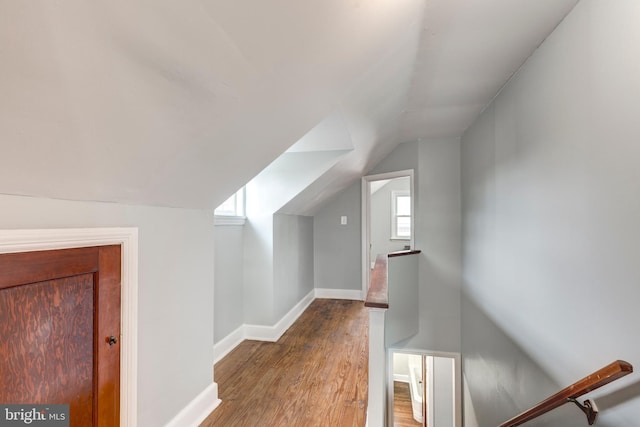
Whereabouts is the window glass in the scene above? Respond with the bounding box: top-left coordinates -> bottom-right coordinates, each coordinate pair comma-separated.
396,195 -> 411,216
392,191 -> 411,240
215,187 -> 245,217
396,216 -> 411,238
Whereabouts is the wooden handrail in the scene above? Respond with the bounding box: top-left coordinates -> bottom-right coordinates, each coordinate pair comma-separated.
499,360 -> 633,427
364,250 -> 422,309
388,249 -> 421,258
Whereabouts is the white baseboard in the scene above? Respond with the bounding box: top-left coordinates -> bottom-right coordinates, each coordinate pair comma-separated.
199,289 -> 360,424
213,325 -> 245,365
394,373 -> 410,383
244,290 -> 315,341
164,382 -> 221,427
314,288 -> 363,300
212,288 -> 359,363
243,323 -> 278,342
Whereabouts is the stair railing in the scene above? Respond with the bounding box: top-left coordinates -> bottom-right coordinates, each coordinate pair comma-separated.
498,360 -> 633,427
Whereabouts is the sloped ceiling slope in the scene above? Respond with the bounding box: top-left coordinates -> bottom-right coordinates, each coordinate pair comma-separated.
282,0 -> 580,215
398,0 -> 580,141
0,0 -> 578,210
280,14 -> 422,216
0,0 -> 424,208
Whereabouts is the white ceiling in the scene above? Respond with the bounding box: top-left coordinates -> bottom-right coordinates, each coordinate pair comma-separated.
399,0 -> 580,141
0,0 -> 579,210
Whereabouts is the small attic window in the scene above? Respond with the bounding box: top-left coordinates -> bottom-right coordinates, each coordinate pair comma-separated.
391,190 -> 411,240
215,187 -> 246,225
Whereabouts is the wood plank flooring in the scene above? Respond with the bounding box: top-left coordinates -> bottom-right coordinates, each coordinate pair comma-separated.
393,381 -> 421,426
201,299 -> 369,427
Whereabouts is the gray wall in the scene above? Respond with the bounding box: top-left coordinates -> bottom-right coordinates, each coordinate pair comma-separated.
386,254 -> 420,346
371,139 -> 461,352
0,194 -> 215,427
315,139 -> 462,352
242,214 -> 274,325
368,141 -> 419,177
461,295 -> 582,427
214,224 -> 245,342
412,138 -> 461,352
273,214 -> 315,319
215,213 -> 314,342
243,150 -> 346,325
313,180 -> 362,290
461,0 -> 640,424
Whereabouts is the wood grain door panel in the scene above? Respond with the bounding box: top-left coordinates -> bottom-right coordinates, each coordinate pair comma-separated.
0,246 -> 121,427
0,274 -> 95,425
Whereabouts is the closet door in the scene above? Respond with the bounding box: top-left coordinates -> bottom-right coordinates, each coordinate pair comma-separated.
0,245 -> 121,426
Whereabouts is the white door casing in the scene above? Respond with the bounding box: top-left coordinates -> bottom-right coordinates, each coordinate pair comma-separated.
0,228 -> 139,427
361,169 -> 415,299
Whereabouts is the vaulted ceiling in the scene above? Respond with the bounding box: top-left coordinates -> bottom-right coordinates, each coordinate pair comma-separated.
0,0 -> 578,210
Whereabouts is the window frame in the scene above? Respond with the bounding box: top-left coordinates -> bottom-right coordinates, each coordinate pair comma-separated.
391,190 -> 411,240
214,187 -> 246,226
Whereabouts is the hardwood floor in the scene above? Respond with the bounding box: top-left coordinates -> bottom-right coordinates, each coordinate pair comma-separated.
201,299 -> 369,427
393,381 -> 421,426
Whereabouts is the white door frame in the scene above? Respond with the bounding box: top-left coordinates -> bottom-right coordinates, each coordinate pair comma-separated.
387,349 -> 462,427
361,169 -> 414,299
0,228 -> 139,427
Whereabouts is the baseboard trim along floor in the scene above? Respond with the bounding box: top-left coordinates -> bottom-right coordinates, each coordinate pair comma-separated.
164,382 -> 221,427
213,288 -> 363,363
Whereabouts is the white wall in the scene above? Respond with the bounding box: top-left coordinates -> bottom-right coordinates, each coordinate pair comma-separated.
461,1 -> 640,425
392,352 -> 411,379
0,194 -> 215,427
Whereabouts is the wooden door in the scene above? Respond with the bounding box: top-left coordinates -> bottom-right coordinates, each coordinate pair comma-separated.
0,245 -> 121,426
